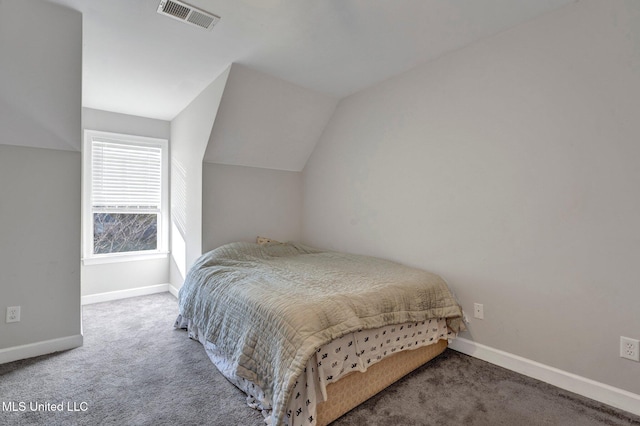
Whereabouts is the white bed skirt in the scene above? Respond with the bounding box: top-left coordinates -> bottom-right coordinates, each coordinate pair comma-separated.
175,315 -> 452,426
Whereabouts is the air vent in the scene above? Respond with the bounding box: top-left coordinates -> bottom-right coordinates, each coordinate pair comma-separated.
157,0 -> 220,30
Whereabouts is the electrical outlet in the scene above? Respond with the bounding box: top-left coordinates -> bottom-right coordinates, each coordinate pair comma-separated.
620,336 -> 639,362
473,303 -> 484,320
6,306 -> 20,323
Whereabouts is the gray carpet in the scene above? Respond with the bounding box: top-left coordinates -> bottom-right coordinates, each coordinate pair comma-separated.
0,293 -> 638,426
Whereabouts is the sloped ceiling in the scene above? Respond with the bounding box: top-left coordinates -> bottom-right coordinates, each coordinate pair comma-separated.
45,0 -> 576,121
203,64 -> 337,171
1,0 -> 81,151
39,0 -> 577,170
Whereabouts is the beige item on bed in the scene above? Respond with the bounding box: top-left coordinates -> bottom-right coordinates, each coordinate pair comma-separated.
257,236 -> 281,244
315,339 -> 448,425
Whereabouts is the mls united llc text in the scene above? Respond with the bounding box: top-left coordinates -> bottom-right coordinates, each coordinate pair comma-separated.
2,401 -> 88,412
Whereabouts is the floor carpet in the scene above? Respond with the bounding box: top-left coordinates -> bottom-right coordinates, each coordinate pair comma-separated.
0,293 -> 638,425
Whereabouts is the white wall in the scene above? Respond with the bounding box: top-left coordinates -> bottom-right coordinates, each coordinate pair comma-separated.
0,0 -> 82,356
202,163 -> 302,252
83,108 -> 170,141
303,0 -> 640,396
0,1 -> 82,152
170,67 -> 230,289
81,108 -> 171,297
0,146 -> 82,351
204,63 -> 337,171
199,64 -> 330,254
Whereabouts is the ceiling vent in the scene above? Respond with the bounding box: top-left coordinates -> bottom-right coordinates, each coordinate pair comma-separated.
157,0 -> 220,31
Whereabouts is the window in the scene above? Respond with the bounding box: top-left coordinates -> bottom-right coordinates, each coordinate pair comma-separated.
83,130 -> 168,264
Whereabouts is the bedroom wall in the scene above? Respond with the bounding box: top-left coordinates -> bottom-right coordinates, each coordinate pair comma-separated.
0,0 -> 82,358
203,63 -> 337,171
202,163 -> 302,252
302,0 -> 640,396
169,67 -> 230,289
199,64 -> 334,253
81,108 -> 170,298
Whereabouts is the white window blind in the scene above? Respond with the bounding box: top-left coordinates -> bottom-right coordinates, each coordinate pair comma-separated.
83,130 -> 169,263
91,138 -> 163,212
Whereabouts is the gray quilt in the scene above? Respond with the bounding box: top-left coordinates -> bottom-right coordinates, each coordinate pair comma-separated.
177,242 -> 463,425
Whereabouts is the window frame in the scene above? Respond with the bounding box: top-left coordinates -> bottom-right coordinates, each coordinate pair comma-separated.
82,130 -> 169,265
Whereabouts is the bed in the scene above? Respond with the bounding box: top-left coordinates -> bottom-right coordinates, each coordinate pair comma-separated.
175,241 -> 464,425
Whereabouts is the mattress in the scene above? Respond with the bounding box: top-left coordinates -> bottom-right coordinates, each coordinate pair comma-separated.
176,241 -> 464,425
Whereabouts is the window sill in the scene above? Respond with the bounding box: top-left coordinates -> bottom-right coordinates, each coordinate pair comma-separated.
82,251 -> 169,266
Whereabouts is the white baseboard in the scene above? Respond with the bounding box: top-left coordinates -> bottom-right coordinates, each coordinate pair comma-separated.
168,284 -> 179,298
1,286 -> 175,365
449,337 -> 640,417
81,283 -> 170,305
0,334 -> 83,365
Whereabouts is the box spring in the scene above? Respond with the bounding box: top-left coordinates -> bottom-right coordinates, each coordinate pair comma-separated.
316,339 -> 448,425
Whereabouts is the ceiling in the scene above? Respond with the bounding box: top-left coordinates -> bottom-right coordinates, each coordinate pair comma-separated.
46,0 -> 576,121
